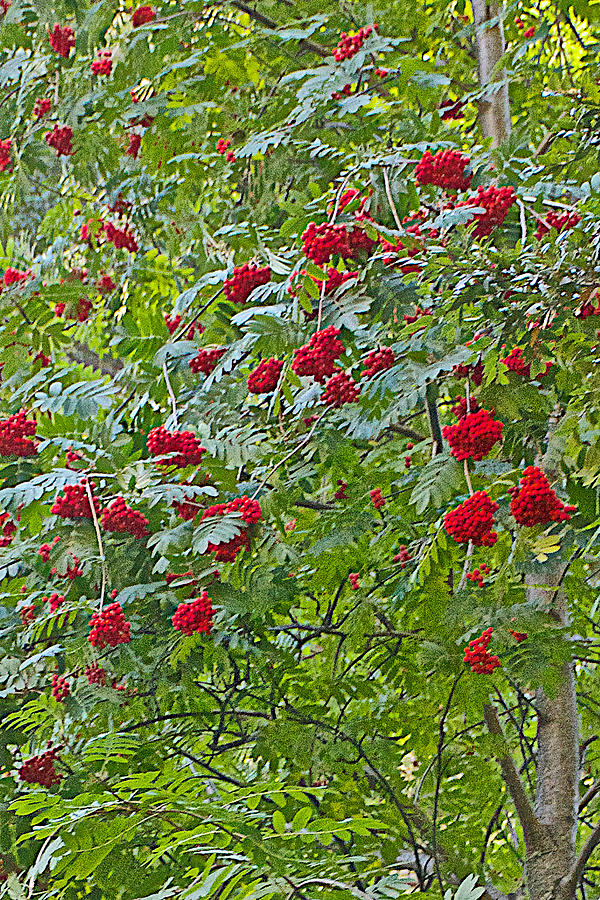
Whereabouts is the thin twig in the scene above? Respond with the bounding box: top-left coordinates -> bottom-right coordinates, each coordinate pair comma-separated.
251,411 -> 326,500
85,479 -> 107,612
382,167 -> 404,231
458,541 -> 474,590
163,361 -> 179,427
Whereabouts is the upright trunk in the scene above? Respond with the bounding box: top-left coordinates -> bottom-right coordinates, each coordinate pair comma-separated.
471,0 -> 511,145
525,566 -> 579,900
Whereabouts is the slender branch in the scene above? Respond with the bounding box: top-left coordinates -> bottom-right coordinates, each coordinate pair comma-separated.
229,1 -> 330,57
163,361 -> 179,427
563,826 -> 600,896
387,423 -> 427,442
67,342 -> 124,377
580,781 -> 600,814
251,411 -> 326,500
85,479 -> 107,612
382,167 -> 404,231
425,384 -> 443,457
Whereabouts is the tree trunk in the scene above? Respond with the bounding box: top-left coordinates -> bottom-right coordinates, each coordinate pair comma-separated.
525,565 -> 579,900
471,0 -> 511,145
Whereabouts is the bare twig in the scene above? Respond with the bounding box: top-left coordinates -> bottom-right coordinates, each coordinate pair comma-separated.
85,479 -> 107,612
382,167 -> 404,232
163,361 -> 179,427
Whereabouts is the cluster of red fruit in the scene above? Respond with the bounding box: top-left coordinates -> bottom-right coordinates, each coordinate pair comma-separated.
301,223 -> 360,265
101,497 -> 149,539
51,553 -> 83,580
333,24 -> 377,61
18,746 -> 62,787
132,5 -> 156,27
393,545 -> 411,567
85,662 -> 107,685
361,347 -> 395,379
48,24 -> 75,57
444,491 -> 499,546
463,628 -> 501,674
200,496 -> 262,561
97,274 -> 116,294
534,209 -> 580,240
515,17 -> 535,38
146,426 -> 206,467
348,573 -> 360,590
4,266 -> 28,286
0,411 -> 37,457
466,564 -> 491,587
501,346 -> 552,379
45,593 -> 65,612
224,264 -> 271,304
456,185 -> 517,238
370,487 -> 386,510
189,347 -> 225,375
216,138 -> 235,162
39,536 -> 61,561
19,603 -> 36,625
51,674 -> 70,702
126,134 -> 141,158
104,221 -> 138,252
0,139 -> 11,173
172,497 -> 201,521
54,297 -> 92,322
172,591 -> 214,635
443,408 -> 503,461
415,149 -> 472,193
88,602 -> 131,648
51,480 -> 100,519
292,326 -> 344,382
289,266 -> 357,299
164,313 -> 201,340
334,480 -> 348,499
44,124 -> 74,156
0,512 -> 16,548
453,359 -> 484,386
509,466 -> 576,526
322,370 -> 361,407
248,358 -> 283,394
91,49 -> 112,76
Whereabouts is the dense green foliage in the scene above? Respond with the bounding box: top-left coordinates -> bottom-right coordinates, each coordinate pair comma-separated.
0,1 -> 600,899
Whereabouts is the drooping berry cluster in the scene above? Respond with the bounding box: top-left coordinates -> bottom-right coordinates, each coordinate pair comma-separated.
200,496 -> 262,561
302,223 -> 352,265
0,139 -> 11,172
51,674 -> 70,702
48,24 -> 75,57
348,573 -> 360,590
370,488 -> 386,510
216,137 -> 235,161
0,512 -> 16,547
126,133 -> 141,158
19,603 -> 36,625
44,124 -> 74,156
247,358 -> 283,394
172,591 -> 214,635
444,491 -> 498,546
4,266 -> 28,286
189,347 -> 225,375
463,628 -> 501,674
38,537 -> 60,562
91,49 -> 112,76
55,297 -> 92,322
88,602 -> 131,648
334,480 -> 348,499
466,564 -> 490,587
164,313 -> 201,339
85,662 -> 108,685
361,348 -> 395,379
45,593 -> 65,613
333,24 -> 377,61
501,347 -> 552,379
292,326 -> 344,382
443,409 -> 503,461
453,359 -> 484,386
97,274 -> 116,294
534,209 -> 580,240
132,5 -> 156,26
0,411 -> 37,457
101,497 -> 149,539
51,481 -> 100,519
18,747 -> 63,787
146,426 -> 206,467
173,498 -> 201,521
224,264 -> 271,304
509,629 -> 528,643
457,185 -> 517,238
104,221 -> 138,252
322,370 -> 361,407
51,553 -> 82,580
509,466 -> 576,526
415,149 -> 472,192
393,545 -> 411,568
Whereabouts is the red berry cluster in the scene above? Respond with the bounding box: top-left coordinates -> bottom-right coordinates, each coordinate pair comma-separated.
457,185 -> 517,238
403,306 -> 433,325
443,408 -> 503,461
200,496 -> 262,561
415,150 -> 472,192
97,274 -> 116,294
19,603 -> 36,625
509,629 -> 528,643
370,488 -> 386,510
302,223 -> 352,265
44,124 -> 74,156
45,593 -> 65,612
333,24 -> 377,61
104,221 -> 138,252
509,465 -> 576,526
224,264 -> 271,304
126,133 -> 141,158
463,628 -> 501,674
132,5 -> 155,26
33,98 -> 51,119
292,326 -> 344,382
51,553 -> 82,581
216,138 -> 235,162
51,674 -> 70,702
173,498 -> 201,521
439,99 -> 465,120
189,347 -> 225,375
38,536 -> 60,562
501,346 -> 552,380
85,662 -> 108,685
444,491 -> 498,546
334,479 -> 348,499
247,358 -> 283,394
88,602 -> 131,648
322,370 -> 361,407
361,347 -> 395,379
0,512 -> 16,547
4,266 -> 28,286
0,411 -> 37,457
51,480 -> 100,519
331,84 -> 353,100
466,564 -> 490,586
164,313 -> 201,339
535,209 -> 580,240
576,300 -> 600,319
91,49 -> 112,76
453,359 -> 484,385
336,188 -> 361,211
393,545 -> 411,567
146,426 -> 206,467
166,570 -> 197,587
172,591 -> 214,635
48,24 -> 75,57
101,497 -> 149,539
348,226 -> 376,256
324,267 -> 358,293
19,747 -> 63,787
0,139 -> 11,173
349,573 -> 360,590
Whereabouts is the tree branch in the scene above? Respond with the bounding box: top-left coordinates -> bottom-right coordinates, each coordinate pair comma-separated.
229,1 -> 330,57
562,825 -> 600,897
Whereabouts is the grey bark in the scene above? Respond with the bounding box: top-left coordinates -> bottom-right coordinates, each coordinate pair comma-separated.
471,0 -> 511,145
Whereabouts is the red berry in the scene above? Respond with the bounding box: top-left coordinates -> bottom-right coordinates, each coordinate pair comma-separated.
18,747 -> 62,787
146,426 -> 206,468
247,358 -> 283,394
132,5 -> 155,26
463,627 -> 501,674
224,264 -> 271,305
44,124 -> 74,157
172,591 -> 214,635
48,24 -> 75,58
292,326 -> 345,383
88,602 -> 130,649
443,408 -> 503,461
444,491 -> 498,546
415,149 -> 472,193
101,497 -> 149,539
509,466 -> 576,526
